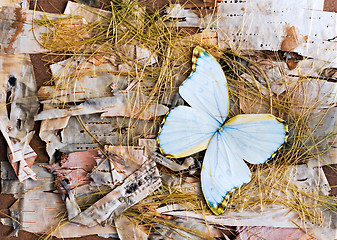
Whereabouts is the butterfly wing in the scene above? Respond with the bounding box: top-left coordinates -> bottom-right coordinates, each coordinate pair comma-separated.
179,46 -> 229,124
201,114 -> 287,215
223,114 -> 288,164
201,130 -> 252,215
158,106 -> 220,158
158,47 -> 228,158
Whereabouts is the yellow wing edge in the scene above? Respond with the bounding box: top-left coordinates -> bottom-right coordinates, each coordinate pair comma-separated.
191,46 -> 206,71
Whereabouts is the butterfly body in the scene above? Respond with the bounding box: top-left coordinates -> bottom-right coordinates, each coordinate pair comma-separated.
158,47 -> 287,215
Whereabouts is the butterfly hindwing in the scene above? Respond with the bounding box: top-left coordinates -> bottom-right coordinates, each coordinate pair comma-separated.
179,46 -> 229,124
222,114 -> 288,164
158,106 -> 220,158
201,130 -> 252,215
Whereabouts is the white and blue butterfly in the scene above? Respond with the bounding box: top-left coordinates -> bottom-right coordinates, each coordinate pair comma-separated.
158,46 -> 288,215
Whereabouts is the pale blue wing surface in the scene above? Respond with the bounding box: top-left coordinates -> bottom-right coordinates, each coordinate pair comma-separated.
201,131 -> 251,215
222,114 -> 288,164
158,106 -> 220,158
179,48 -> 229,124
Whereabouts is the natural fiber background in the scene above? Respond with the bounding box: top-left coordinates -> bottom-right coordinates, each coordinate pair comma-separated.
0,0 -> 336,239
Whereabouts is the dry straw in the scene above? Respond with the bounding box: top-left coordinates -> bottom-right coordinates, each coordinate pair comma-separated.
32,0 -> 337,239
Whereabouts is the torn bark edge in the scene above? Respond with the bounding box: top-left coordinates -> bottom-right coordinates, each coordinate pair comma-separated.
7,199 -> 21,237
57,180 -> 81,220
70,159 -> 162,227
2,126 -> 37,182
151,152 -> 196,172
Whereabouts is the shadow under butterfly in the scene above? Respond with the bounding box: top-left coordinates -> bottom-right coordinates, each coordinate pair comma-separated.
158,46 -> 288,215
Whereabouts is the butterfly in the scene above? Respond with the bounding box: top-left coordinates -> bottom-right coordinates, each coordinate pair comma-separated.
157,46 -> 288,215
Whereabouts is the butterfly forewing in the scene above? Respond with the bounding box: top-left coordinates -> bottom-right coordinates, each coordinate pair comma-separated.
158,106 -> 220,158
179,47 -> 229,124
